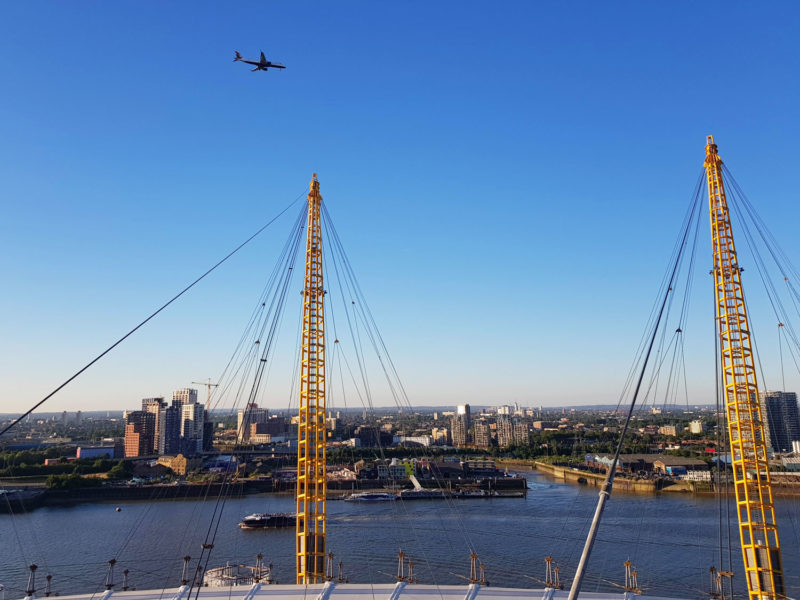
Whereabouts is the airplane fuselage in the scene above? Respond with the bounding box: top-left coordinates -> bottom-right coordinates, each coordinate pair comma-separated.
234,51 -> 286,71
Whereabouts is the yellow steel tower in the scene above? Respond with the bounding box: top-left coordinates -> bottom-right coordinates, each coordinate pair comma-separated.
705,136 -> 785,599
296,174 -> 327,584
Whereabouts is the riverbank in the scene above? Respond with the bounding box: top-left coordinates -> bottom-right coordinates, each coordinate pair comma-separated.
497,458 -> 800,497
1,474 -> 528,512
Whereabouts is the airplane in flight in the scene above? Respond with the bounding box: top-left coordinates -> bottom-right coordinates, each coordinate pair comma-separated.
234,51 -> 286,72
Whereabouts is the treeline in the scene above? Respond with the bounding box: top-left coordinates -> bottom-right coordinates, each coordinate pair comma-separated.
0,447 -> 66,467
0,449 -> 127,478
44,461 -> 133,488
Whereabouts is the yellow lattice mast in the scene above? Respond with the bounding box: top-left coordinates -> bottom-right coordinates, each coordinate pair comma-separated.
705,136 -> 785,599
296,173 -> 327,584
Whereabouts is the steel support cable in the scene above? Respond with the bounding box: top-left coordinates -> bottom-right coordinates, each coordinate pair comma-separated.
615,178 -> 704,410
778,324 -> 800,383
235,207 -> 305,402
163,206 -> 307,597
332,284 -> 484,563
725,166 -> 800,355
710,185 -> 734,582
348,284 -> 375,409
187,207 -> 307,596
784,275 -> 800,324
326,214 -> 402,418
112,482 -> 176,565
320,207 -> 483,571
211,205 -> 307,414
245,247 -> 299,412
321,210 -> 374,411
724,165 -> 800,289
350,304 -> 403,406
286,306 -> 304,414
729,186 -> 792,339
324,217 -> 456,567
567,175 -> 699,600
653,197 -> 703,411
242,212 -> 306,413
326,278 -> 482,576
321,205 -> 412,408
177,255 -> 294,568
659,332 -> 684,407
778,325 -> 787,391
644,270 -> 682,409
726,192 -> 784,392
0,191 -> 306,438
612,172 -> 706,413
213,205 -> 306,448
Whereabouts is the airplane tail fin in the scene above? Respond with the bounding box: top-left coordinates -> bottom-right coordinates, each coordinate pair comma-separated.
233,51 -> 242,61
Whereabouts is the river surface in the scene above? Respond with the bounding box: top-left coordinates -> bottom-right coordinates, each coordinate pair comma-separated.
1,470 -> 798,599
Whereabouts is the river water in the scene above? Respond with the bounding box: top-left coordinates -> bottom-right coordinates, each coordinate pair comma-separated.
1,470 -> 798,599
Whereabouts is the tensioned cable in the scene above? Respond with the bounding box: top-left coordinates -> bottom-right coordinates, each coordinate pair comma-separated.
613,169 -> 706,413
725,165 -> 800,366
724,165 -> 800,298
207,204 -> 308,416
319,203 -> 483,583
0,191 -> 306,438
568,169 -> 703,600
726,175 -> 800,392
644,184 -> 703,412
322,204 -> 413,408
181,207 -> 307,597
18,197 -> 307,597
28,198 -> 307,599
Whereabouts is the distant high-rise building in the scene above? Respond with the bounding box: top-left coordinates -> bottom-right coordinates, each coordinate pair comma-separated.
658,425 -> 677,437
237,403 -> 270,442
180,401 -> 205,455
172,388 -> 198,407
203,418 -> 214,452
473,422 -> 491,449
513,420 -> 529,445
431,427 -> 450,445
457,404 -> 471,428
124,411 -> 156,457
75,410 -> 82,424
761,391 -> 800,452
450,417 -> 468,447
496,416 -> 514,447
162,405 -> 181,454
452,404 -> 472,447
142,397 -> 167,454
689,420 -> 705,435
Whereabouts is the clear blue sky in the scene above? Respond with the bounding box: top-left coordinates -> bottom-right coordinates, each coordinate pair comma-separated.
1,2 -> 800,413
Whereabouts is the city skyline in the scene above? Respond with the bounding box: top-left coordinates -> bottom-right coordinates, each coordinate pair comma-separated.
3,3 -> 800,414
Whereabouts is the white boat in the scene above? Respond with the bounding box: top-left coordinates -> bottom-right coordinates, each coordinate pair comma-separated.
343,492 -> 398,502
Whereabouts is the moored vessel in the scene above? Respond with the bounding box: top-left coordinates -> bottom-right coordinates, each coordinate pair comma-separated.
343,492 -> 397,502
239,512 -> 296,529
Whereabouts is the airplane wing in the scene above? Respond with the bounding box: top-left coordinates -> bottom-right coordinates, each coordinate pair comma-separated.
272,63 -> 286,69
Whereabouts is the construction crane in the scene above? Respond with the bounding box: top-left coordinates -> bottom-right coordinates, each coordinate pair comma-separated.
191,379 -> 218,404
705,136 -> 785,599
296,174 -> 327,584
